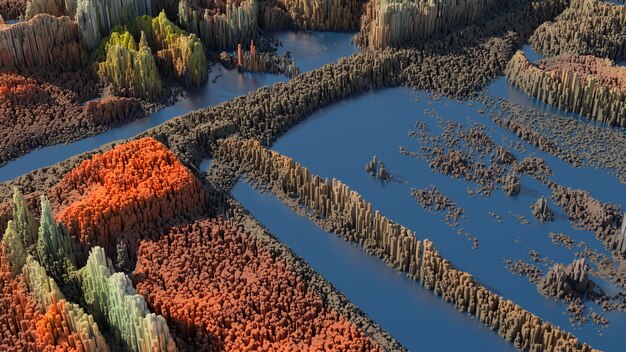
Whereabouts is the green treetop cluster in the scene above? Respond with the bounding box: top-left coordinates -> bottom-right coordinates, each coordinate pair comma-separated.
99,30 -> 163,101
132,11 -> 208,86
97,11 -> 208,99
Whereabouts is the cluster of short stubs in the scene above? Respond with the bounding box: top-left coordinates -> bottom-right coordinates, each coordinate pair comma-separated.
216,136 -> 599,352
506,0 -> 626,127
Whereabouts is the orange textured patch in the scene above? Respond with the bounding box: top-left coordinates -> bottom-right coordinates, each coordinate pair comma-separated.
35,301 -> 82,352
52,137 -> 208,260
133,218 -> 382,352
0,247 -> 43,351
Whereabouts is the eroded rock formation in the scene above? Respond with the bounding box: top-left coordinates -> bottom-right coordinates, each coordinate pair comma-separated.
0,246 -> 42,350
356,0 -> 504,49
83,96 -> 144,126
75,0 -> 153,50
0,70 -> 102,167
0,14 -> 84,71
225,40 -> 299,77
616,213 -> 626,256
25,0 -> 75,19
262,0 -> 365,31
36,299 -> 109,352
81,246 -> 176,352
538,259 -> 593,299
550,184 -> 623,255
133,11 -> 208,86
531,196 -> 554,222
506,51 -> 626,127
529,0 -> 626,61
178,0 -> 258,50
501,172 -> 521,196
365,155 -> 391,182
0,0 -> 26,20
410,186 -> 464,227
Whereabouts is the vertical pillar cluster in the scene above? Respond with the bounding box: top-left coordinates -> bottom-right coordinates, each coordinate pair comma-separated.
75,0 -> 153,50
0,14 -> 84,71
25,0 -> 76,19
52,137 -> 209,262
81,246 -> 177,352
529,0 -> 626,62
506,51 -> 626,127
233,40 -> 300,77
178,0 -> 258,50
263,0 -> 365,31
357,0 -> 504,49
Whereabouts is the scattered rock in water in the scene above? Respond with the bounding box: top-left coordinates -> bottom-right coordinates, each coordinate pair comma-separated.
531,196 -> 554,222
365,156 -> 392,183
538,259 -> 593,299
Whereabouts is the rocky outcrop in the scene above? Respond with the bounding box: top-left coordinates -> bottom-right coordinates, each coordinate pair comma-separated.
529,0 -> 626,61
410,186 -> 464,227
98,31 -> 162,101
21,254 -> 111,352
356,0 -> 504,49
261,0 -> 365,31
134,217 -> 384,351
25,0 -> 75,19
0,14 -> 84,71
75,0 -> 152,50
81,246 -> 176,352
506,51 -> 626,127
531,196 -> 554,222
0,0 -> 568,176
35,196 -> 80,287
538,259 -> 593,299
216,137 -> 598,352
178,0 -> 258,50
0,0 -> 26,20
365,156 -> 391,182
36,299 -> 110,352
501,172 -> 521,196
0,246 -> 43,351
132,12 -> 208,86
